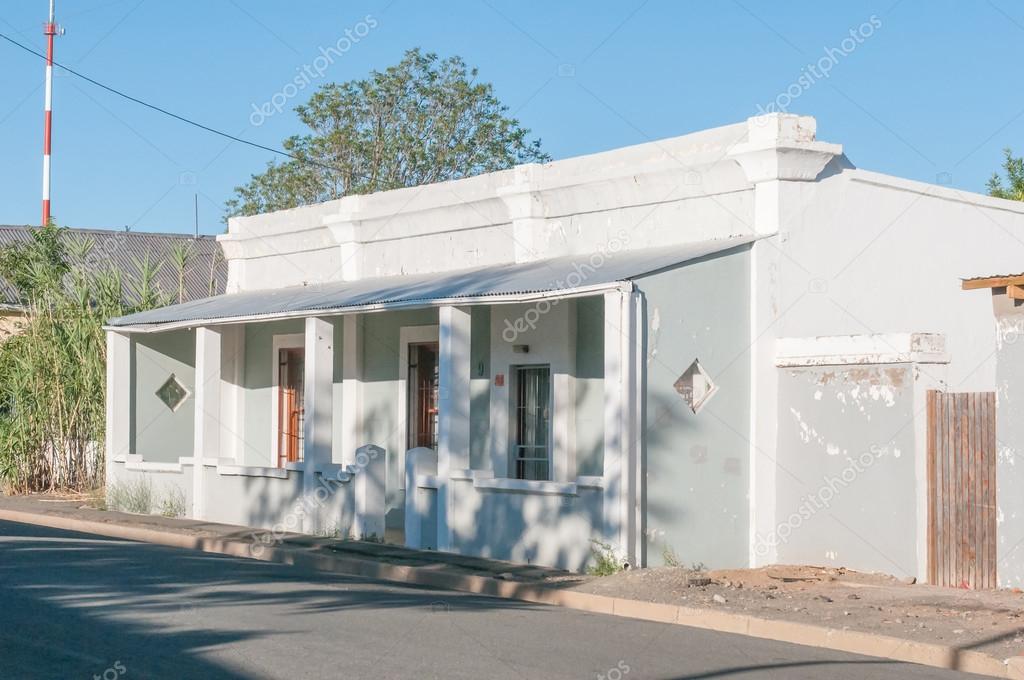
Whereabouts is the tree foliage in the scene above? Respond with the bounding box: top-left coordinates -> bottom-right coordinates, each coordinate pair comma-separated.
988,148 -> 1024,201
225,48 -> 551,217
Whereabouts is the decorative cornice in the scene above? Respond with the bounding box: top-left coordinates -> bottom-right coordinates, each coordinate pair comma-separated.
728,114 -> 842,183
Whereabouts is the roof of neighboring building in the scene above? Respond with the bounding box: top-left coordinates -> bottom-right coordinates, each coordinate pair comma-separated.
962,273 -> 1024,290
109,235 -> 759,331
0,225 -> 227,308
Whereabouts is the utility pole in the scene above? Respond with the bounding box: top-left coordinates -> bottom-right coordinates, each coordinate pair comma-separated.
41,0 -> 62,227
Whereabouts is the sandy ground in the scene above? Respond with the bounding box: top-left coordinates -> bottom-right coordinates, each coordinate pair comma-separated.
573,564 -> 1024,661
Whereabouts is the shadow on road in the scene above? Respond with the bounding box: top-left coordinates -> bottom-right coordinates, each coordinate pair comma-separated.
0,520 -> 535,679
0,520 -> 988,680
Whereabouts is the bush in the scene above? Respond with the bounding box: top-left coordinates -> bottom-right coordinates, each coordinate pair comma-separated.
587,539 -> 627,577
158,485 -> 187,518
106,479 -> 155,515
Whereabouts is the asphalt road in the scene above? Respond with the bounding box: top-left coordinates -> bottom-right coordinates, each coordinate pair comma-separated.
0,520 -> 989,680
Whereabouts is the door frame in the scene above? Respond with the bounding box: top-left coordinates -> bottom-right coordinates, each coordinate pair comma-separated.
397,325 -> 439,488
270,333 -> 305,466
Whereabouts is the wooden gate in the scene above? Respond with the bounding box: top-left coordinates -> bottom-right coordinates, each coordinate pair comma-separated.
927,390 -> 997,589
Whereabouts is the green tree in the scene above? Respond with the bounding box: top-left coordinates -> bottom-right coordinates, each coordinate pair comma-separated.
225,48 -> 550,218
988,148 -> 1024,201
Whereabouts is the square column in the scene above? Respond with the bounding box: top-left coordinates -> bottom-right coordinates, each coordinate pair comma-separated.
341,314 -> 363,466
603,289 -> 641,567
436,305 -> 471,551
193,326 -> 222,519
105,331 -> 131,480
219,325 -> 246,463
302,317 -> 334,532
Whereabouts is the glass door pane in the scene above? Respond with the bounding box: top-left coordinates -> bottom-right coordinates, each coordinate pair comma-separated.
514,366 -> 550,480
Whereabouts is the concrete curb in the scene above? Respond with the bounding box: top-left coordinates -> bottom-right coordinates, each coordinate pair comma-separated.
0,507 -> 1014,678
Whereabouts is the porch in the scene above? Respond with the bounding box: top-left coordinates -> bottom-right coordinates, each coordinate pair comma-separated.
103,247 -> 679,570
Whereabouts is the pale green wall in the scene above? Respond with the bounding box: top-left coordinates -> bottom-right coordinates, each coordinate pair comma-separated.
242,319 -> 303,466
361,308 -> 438,498
635,245 -> 752,568
131,329 -> 195,463
575,296 -> 604,476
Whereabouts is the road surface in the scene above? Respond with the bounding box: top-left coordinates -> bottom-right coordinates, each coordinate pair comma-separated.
0,520 -> 987,679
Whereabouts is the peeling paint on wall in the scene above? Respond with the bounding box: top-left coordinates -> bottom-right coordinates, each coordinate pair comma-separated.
648,307 -> 661,363
996,316 -> 1024,350
998,444 -> 1016,467
775,363 -> 918,577
995,311 -> 1024,586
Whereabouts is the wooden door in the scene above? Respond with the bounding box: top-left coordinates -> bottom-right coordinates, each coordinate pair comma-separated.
278,347 -> 305,466
927,390 -> 997,589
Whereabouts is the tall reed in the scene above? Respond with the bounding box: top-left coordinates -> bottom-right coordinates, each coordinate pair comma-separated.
0,225 -> 179,493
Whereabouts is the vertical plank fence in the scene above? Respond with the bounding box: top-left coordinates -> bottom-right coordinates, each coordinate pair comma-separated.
927,390 -> 997,589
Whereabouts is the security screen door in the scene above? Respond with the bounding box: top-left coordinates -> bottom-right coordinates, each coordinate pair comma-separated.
513,365 -> 551,481
407,343 -> 439,450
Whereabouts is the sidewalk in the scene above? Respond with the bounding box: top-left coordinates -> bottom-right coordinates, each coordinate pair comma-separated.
1,493 -> 1022,679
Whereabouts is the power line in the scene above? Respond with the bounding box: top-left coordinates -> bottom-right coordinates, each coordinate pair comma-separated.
0,30 -> 340,174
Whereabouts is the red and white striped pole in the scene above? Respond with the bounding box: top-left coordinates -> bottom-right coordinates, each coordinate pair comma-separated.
41,0 -> 57,226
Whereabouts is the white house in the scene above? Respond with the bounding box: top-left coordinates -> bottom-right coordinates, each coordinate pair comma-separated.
106,113 -> 1024,585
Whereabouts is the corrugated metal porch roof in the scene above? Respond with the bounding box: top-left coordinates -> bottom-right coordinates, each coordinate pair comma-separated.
108,235 -> 756,331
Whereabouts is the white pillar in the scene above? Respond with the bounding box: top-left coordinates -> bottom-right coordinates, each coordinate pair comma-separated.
219,325 -> 246,463
728,114 -> 842,568
353,444 -> 386,539
404,446 -> 438,549
603,289 -> 640,567
436,305 -> 471,551
302,317 -> 334,532
341,314 -> 363,466
105,331 -> 131,479
193,326 -> 222,519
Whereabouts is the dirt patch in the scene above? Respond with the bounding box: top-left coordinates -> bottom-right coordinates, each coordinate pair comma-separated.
572,565 -> 1024,661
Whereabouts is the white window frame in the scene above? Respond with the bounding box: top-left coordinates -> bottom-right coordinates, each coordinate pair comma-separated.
396,325 -> 440,488
270,333 -> 305,467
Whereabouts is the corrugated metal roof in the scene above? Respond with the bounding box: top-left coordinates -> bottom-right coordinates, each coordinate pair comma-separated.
961,273 -> 1024,282
109,235 -> 756,330
0,225 -> 227,306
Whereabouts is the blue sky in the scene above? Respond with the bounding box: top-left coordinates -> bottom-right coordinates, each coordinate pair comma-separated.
0,1 -> 1021,235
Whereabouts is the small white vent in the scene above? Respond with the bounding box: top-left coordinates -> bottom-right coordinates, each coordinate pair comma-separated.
674,359 -> 718,414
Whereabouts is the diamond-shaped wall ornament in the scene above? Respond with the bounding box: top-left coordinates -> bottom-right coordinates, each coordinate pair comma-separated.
156,374 -> 190,412
674,359 -> 718,414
